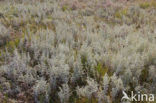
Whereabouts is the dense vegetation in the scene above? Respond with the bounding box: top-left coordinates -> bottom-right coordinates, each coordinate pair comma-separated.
0,0 -> 156,103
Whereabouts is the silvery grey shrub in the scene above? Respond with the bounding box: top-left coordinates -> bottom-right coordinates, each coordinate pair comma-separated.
0,0 -> 156,102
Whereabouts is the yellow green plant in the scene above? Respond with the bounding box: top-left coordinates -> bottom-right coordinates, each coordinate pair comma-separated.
6,38 -> 20,53
115,8 -> 128,19
140,2 -> 150,9
96,63 -> 108,77
62,5 -> 69,11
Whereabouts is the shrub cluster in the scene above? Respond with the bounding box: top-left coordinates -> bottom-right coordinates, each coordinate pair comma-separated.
0,0 -> 156,103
